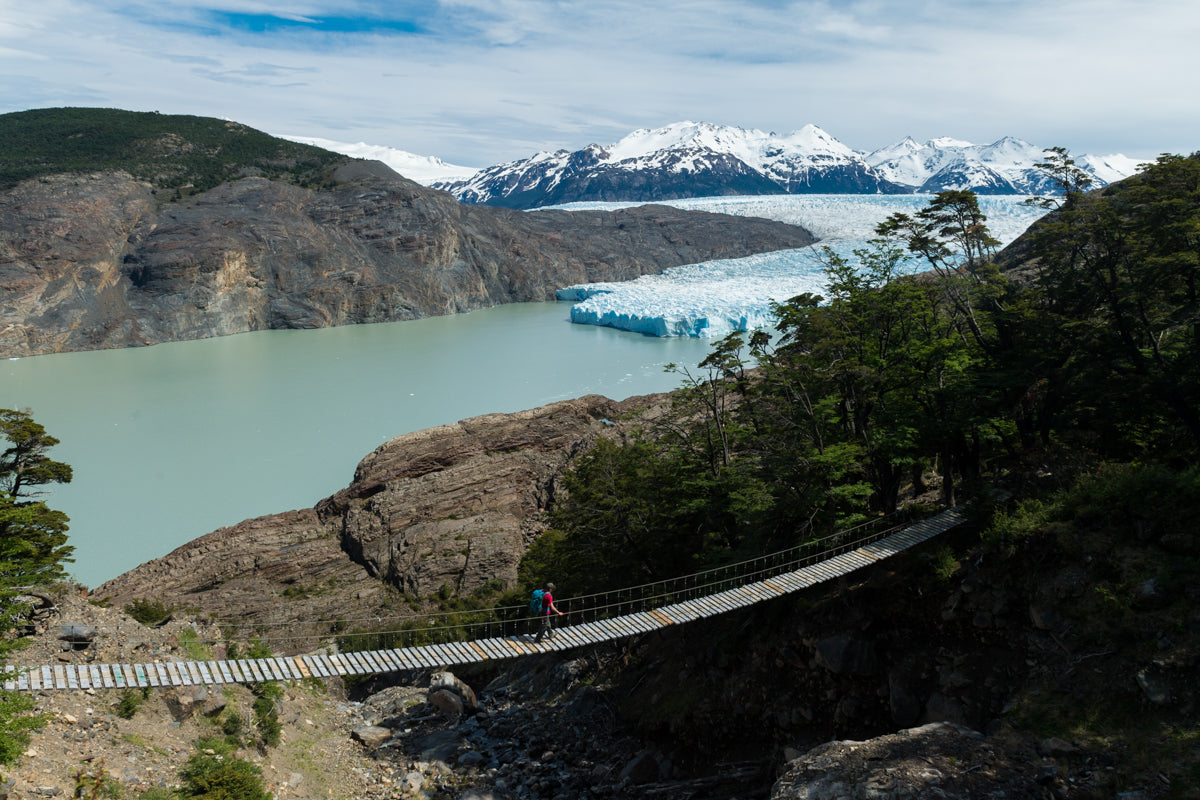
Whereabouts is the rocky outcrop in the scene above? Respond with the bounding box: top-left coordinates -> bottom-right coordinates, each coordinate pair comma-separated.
93,393 -> 665,643
770,722 -> 1049,799
0,161 -> 814,357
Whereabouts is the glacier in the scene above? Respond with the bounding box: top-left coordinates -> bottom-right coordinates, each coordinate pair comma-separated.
550,194 -> 1048,338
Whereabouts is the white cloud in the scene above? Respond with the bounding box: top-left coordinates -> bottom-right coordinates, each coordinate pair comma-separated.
0,0 -> 1195,165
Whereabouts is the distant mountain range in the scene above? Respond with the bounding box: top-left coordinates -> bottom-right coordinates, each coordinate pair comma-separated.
289,122 -> 1143,210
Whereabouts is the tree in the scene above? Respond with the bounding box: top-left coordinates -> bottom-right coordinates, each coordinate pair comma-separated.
0,409 -> 75,775
877,190 -> 1003,352
1020,154 -> 1200,456
0,409 -> 74,586
0,409 -> 73,498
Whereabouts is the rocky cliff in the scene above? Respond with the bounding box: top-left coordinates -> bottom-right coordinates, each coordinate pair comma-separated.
93,393 -> 666,641
0,160 -> 814,357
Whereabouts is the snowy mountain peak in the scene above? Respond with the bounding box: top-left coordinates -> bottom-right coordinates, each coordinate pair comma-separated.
927,136 -> 974,149
424,122 -> 1143,208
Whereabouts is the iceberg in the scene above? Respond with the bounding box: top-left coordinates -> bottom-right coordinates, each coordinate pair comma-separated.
548,194 -> 1047,338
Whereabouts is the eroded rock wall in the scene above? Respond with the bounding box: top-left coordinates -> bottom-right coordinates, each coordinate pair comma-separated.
0,163 -> 814,357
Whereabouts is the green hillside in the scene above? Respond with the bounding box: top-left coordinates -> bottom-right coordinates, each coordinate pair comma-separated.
0,107 -> 346,194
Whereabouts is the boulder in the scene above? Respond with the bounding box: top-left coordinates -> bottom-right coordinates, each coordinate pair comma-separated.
430,671 -> 480,713
351,726 -> 393,750
427,688 -> 465,718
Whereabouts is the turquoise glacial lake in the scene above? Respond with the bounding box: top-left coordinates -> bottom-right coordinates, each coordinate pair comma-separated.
3,303 -> 718,587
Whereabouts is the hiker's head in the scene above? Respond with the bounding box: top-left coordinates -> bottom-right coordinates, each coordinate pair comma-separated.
546,582 -> 556,592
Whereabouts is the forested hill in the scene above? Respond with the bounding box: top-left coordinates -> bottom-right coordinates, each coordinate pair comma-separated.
0,107 -> 346,194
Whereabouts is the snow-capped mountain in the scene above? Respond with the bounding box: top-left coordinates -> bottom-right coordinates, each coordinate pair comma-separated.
435,122 -> 907,209
864,136 -> 1144,195
280,135 -> 478,186
432,122 -> 1142,208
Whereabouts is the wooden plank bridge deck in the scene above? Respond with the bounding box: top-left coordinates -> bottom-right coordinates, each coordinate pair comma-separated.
7,507 -> 966,692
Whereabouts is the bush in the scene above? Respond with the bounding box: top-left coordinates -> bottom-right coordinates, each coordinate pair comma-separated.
124,598 -> 173,626
178,751 -> 270,800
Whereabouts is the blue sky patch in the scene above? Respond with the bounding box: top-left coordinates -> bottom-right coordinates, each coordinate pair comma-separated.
207,11 -> 424,35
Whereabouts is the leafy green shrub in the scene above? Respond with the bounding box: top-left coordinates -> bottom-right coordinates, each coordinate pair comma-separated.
931,545 -> 961,583
178,745 -> 270,800
114,689 -> 144,720
220,710 -> 244,739
124,598 -> 173,626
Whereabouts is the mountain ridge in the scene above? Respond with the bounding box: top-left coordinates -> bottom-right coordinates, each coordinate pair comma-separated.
405,121 -> 1142,208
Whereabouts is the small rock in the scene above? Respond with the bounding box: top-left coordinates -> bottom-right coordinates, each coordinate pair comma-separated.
1136,668 -> 1172,705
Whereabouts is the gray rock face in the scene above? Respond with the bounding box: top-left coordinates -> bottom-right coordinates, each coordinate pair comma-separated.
0,165 -> 814,357
771,722 -> 1044,800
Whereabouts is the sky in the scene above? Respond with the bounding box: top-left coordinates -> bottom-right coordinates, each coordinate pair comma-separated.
3,0 -> 1197,168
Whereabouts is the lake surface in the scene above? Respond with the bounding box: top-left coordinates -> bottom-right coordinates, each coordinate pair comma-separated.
3,303 -> 718,587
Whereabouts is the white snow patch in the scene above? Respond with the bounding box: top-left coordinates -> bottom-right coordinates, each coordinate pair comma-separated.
278,135 -> 479,186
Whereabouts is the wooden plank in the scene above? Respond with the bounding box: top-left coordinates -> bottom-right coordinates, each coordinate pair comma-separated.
471,639 -> 506,660
314,655 -> 338,677
202,661 -> 222,684
129,664 -> 147,688
343,652 -> 368,674
330,654 -> 353,675
361,650 -> 388,672
442,642 -> 474,664
761,579 -> 788,595
369,649 -> 398,671
386,648 -> 418,670
53,665 -> 66,690
702,593 -> 738,613
258,658 -> 282,681
26,668 -> 38,692
299,656 -> 323,678
226,660 -> 247,683
598,617 -> 633,639
64,665 -> 78,690
3,665 -> 15,692
97,664 -> 113,689
398,647 -> 427,666
455,640 -> 485,662
502,637 -> 529,657
235,659 -> 257,682
377,648 -> 404,670
256,657 -> 277,681
88,665 -> 103,689
75,664 -> 89,691
194,662 -> 212,684
120,664 -> 135,688
17,667 -> 29,692
647,609 -> 674,626
434,643 -> 463,663
40,666 -> 53,690
163,661 -> 182,686
276,657 -> 301,680
216,661 -> 235,683
186,662 -> 205,684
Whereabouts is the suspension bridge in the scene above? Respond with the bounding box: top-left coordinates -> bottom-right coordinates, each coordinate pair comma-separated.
6,506 -> 968,692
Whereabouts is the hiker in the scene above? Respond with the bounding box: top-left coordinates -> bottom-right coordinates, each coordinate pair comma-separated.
533,582 -> 563,643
